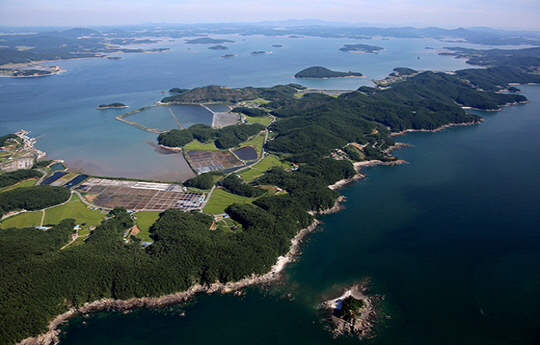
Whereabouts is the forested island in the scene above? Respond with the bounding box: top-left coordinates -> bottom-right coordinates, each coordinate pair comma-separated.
295,66 -> 363,78
339,44 -> 384,53
2,47 -> 540,345
96,102 -> 128,110
208,45 -> 229,50
185,37 -> 235,44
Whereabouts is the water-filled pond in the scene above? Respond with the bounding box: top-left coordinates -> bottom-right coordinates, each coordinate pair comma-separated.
233,146 -> 258,161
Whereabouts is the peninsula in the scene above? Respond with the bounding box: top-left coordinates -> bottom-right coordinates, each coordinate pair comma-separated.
295,66 -> 364,78
3,46 -> 540,345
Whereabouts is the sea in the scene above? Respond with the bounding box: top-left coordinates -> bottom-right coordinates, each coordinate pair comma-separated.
1,34 -> 539,344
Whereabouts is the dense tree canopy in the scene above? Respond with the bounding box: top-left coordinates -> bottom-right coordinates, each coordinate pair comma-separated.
0,185 -> 70,216
0,169 -> 42,188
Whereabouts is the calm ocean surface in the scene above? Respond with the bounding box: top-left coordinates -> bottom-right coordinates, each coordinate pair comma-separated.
0,34 -> 496,180
1,35 -> 538,344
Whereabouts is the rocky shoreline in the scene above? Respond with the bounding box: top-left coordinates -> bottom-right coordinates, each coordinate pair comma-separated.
389,119 -> 484,137
17,219 -> 322,345
321,281 -> 380,340
17,154 -> 411,345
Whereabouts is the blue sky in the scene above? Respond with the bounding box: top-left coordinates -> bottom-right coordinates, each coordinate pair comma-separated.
1,0 -> 539,29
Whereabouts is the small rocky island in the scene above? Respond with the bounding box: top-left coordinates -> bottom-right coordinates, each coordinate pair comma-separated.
251,51 -> 270,55
96,102 -> 128,110
339,44 -> 384,54
295,66 -> 364,79
322,283 -> 379,340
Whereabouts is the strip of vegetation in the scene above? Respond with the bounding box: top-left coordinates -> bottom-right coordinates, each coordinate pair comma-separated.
183,171 -> 223,190
0,169 -> 42,188
219,174 -> 265,197
0,185 -> 70,217
232,106 -> 268,117
0,134 -> 17,147
158,123 -> 265,149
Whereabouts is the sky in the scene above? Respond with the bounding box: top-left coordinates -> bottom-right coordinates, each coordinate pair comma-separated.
1,0 -> 539,30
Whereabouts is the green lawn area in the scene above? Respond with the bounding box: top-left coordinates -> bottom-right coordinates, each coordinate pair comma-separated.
203,188 -> 259,215
1,211 -> 42,228
240,154 -> 290,182
245,97 -> 270,104
134,211 -> 161,241
245,116 -> 273,126
184,140 -> 219,151
240,168 -> 265,182
240,132 -> 265,155
43,193 -> 104,226
0,179 -> 37,192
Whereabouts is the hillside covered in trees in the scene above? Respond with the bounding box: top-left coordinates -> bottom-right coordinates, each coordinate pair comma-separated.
295,66 -> 363,78
160,84 -> 299,103
158,123 -> 265,149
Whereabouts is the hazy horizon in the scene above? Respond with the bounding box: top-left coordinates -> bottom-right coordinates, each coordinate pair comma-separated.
1,0 -> 539,30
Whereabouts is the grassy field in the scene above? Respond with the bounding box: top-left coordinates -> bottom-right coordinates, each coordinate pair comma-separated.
1,211 -> 42,228
203,188 -> 259,214
245,98 -> 270,104
240,154 -> 290,182
240,168 -> 265,182
133,211 -> 161,241
245,116 -> 273,126
0,179 -> 37,192
184,140 -> 219,151
240,132 -> 265,155
43,194 -> 104,226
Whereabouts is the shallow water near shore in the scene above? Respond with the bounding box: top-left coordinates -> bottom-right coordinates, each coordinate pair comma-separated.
58,86 -> 540,344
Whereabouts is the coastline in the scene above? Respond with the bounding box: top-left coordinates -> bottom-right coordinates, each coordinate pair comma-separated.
18,219 -> 322,345
389,119 -> 484,137
16,124 -> 452,345
328,158 -> 409,191
295,75 -> 366,79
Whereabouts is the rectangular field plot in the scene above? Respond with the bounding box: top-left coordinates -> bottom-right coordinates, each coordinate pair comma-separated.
77,178 -> 204,211
186,150 -> 244,173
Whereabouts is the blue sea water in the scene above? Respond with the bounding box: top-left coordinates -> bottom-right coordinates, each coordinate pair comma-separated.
58,85 -> 540,345
1,35 -> 539,344
0,34 -> 481,181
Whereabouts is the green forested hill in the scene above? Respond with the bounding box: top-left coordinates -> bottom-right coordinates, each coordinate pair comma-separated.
295,66 -> 363,78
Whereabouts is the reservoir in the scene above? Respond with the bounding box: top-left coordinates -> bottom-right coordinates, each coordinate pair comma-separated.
233,146 -> 258,161
126,104 -> 213,131
41,172 -> 67,185
49,162 -> 66,171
